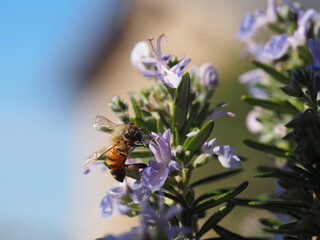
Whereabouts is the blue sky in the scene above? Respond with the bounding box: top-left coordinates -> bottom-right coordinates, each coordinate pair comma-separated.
0,0 -> 123,239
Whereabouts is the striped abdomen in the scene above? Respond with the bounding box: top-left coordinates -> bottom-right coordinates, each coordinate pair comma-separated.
106,146 -> 127,182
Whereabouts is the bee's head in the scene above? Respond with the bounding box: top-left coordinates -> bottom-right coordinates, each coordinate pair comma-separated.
124,124 -> 142,142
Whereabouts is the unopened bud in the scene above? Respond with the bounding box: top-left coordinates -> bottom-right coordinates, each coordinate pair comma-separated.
175,145 -> 185,161
109,96 -> 128,112
193,154 -> 211,168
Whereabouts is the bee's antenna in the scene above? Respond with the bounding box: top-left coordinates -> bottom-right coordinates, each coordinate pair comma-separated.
139,127 -> 152,138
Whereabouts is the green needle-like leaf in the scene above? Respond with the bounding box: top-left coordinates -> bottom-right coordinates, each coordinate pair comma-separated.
252,60 -> 290,84
192,189 -> 232,207
190,168 -> 243,188
173,72 -> 190,130
134,117 -> 157,133
197,202 -> 236,238
191,181 -> 248,214
259,218 -> 284,227
256,166 -> 320,190
184,120 -> 214,161
236,199 -> 307,213
243,139 -> 292,158
213,225 -> 247,240
242,96 -> 300,115
264,228 -> 320,235
195,102 -> 210,127
184,186 -> 195,207
130,96 -> 142,119
182,101 -> 200,134
248,200 -> 307,209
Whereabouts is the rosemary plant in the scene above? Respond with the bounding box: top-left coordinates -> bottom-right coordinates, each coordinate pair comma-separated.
237,1 -> 320,239
86,35 -> 247,239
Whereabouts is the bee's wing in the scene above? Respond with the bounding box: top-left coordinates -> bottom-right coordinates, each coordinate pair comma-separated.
93,115 -> 118,133
82,146 -> 113,169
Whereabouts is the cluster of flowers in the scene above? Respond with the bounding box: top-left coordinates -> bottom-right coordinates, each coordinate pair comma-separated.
237,0 -> 318,62
237,0 -> 320,147
85,1 -> 320,239
237,1 -> 320,239
88,34 -> 245,240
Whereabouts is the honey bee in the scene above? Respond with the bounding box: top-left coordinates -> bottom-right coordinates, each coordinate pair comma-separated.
82,115 -> 147,182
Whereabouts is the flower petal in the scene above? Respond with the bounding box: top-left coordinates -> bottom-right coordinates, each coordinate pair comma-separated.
186,129 -> 199,137
236,14 -> 258,41
100,195 -> 114,218
202,138 -> 217,154
168,160 -> 179,171
246,108 -> 264,133
107,185 -> 125,198
239,69 -> 268,98
262,34 -> 289,60
130,41 -> 150,70
213,145 -> 241,169
165,204 -> 182,221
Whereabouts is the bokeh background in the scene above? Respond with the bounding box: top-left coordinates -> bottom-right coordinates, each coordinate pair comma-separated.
1,0 -> 319,239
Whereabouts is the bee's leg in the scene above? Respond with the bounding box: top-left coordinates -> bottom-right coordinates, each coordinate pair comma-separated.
132,143 -> 144,147
126,163 -> 148,174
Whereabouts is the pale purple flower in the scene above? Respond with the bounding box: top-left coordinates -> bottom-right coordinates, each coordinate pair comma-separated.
100,179 -> 145,218
202,138 -> 217,154
100,194 -> 114,218
102,229 -> 143,240
281,1 -> 303,17
102,197 -> 190,240
100,184 -> 127,218
288,9 -> 317,49
142,34 -> 191,88
141,129 -> 179,191
244,41 -> 269,63
236,14 -> 258,41
262,34 -> 290,60
140,196 -> 191,239
308,33 -> 320,71
208,103 -> 236,121
130,41 -> 150,72
202,138 -> 241,169
239,68 -> 268,99
236,0 -> 276,41
213,145 -> 241,169
253,0 -> 277,26
186,129 -> 199,138
265,0 -> 277,22
246,108 -> 264,134
132,181 -> 151,203
199,63 -> 218,88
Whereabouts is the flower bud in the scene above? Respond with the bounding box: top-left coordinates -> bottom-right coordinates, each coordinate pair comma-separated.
175,145 -> 185,161
199,63 -> 218,88
109,96 -> 128,112
193,154 -> 211,168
